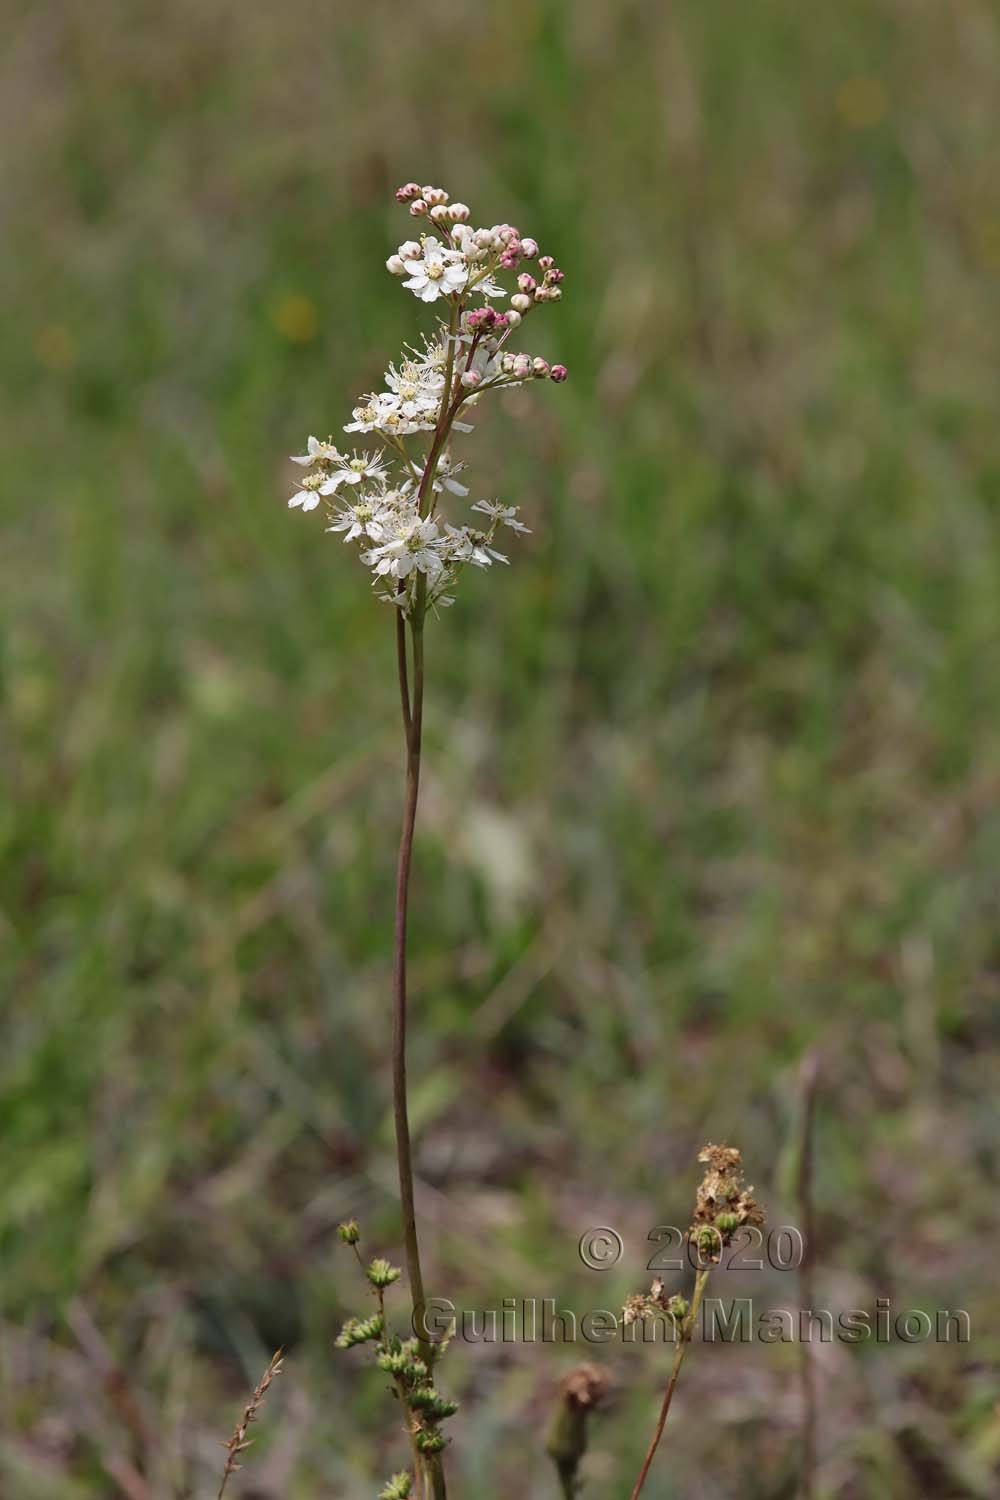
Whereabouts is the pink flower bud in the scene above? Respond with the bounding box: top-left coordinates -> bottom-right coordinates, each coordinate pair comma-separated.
499,252 -> 518,270
517,273 -> 537,294
501,353 -> 516,372
503,308 -> 521,328
460,370 -> 482,388
465,308 -> 489,330
512,354 -> 532,379
409,199 -> 428,217
549,364 -> 568,382
423,186 -> 449,206
538,254 -> 555,270
520,237 -> 539,258
386,254 -> 406,275
532,357 -> 550,378
473,229 -> 494,249
448,202 -> 471,222
548,286 -> 562,301
510,293 -> 532,313
398,241 -> 421,259
493,312 -> 510,328
533,286 -> 551,302
429,204 -> 451,222
544,267 -> 565,284
396,182 -> 421,202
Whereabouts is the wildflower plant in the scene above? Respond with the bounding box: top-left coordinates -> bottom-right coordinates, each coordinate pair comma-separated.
627,1145 -> 765,1500
288,182 -> 567,1496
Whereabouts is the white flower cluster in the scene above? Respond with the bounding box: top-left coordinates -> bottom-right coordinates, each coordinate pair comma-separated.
287,181 -> 568,617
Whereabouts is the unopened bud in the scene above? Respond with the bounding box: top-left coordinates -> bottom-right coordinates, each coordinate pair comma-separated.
337,1219 -> 361,1245
549,364 -> 568,382
473,228 -> 494,249
386,255 -> 405,275
500,252 -> 519,269
512,354 -> 532,378
460,370 -> 482,388
510,293 -> 532,313
448,202 -> 470,222
545,267 -> 565,284
409,199 -> 428,217
429,204 -> 451,223
517,273 -> 537,294
503,308 -> 521,328
533,286 -> 552,302
395,182 -> 421,202
520,237 -> 539,258
532,357 -> 550,378
423,186 -> 449,206
538,254 -> 555,270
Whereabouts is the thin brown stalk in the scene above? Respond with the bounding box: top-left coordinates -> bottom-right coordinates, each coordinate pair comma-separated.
389,305 -> 463,1499
797,1051 -> 821,1499
217,1350 -> 283,1500
629,1268 -> 711,1500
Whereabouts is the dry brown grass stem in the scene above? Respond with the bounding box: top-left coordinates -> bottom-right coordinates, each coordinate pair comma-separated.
217,1349 -> 284,1500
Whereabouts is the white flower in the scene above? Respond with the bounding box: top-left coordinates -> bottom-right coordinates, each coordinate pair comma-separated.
365,515 -> 445,580
442,524 -> 508,568
471,499 -> 530,533
422,454 -> 469,496
472,272 -> 506,299
288,474 -> 328,512
384,358 -> 443,418
325,451 -> 389,491
344,395 -> 398,435
291,435 -> 342,467
326,490 -> 403,543
401,238 -> 469,303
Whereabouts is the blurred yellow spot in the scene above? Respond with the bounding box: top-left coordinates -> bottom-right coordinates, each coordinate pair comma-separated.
35,324 -> 76,371
271,294 -> 319,343
836,76 -> 888,129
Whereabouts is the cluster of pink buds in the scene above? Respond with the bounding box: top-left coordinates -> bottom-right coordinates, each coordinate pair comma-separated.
464,306 -> 510,333
499,352 -> 568,383
395,181 -> 470,224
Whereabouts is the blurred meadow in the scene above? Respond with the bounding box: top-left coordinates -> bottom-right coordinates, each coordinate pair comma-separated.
3,0 -> 1000,1494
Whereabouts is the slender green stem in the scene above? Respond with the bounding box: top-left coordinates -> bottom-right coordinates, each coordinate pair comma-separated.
629,1268 -> 712,1500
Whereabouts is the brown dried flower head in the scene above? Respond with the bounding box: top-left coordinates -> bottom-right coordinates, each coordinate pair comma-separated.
689,1142 -> 764,1264
561,1362 -> 612,1411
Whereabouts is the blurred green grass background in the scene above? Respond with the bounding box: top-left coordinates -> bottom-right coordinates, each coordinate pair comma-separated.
2,0 -> 1000,1494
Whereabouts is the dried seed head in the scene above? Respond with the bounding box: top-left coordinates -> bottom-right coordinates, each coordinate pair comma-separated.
561,1363 -> 612,1411
546,1364 -> 612,1496
688,1143 -> 765,1263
